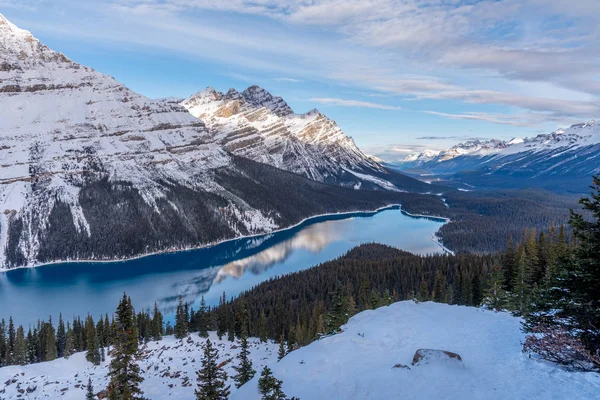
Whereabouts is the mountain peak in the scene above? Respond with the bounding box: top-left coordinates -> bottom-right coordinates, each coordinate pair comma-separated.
241,85 -> 293,116
0,14 -> 71,68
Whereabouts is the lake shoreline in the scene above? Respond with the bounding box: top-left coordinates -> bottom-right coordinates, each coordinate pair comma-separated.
1,204 -> 450,274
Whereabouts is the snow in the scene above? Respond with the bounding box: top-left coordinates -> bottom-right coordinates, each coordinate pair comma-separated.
181,86 -> 386,187
3,301 -> 597,399
0,333 -> 279,400
234,301 -> 600,400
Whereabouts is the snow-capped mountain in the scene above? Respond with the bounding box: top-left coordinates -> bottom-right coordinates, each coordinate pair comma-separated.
0,15 -> 431,270
394,121 -> 600,192
182,86 -> 413,190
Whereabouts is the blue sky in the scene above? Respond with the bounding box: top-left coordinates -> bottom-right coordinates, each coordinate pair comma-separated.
1,0 -> 599,160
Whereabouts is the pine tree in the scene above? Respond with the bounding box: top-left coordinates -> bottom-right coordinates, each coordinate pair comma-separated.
432,270 -> 447,303
195,339 -> 230,400
562,176 -> 600,353
151,303 -> 163,341
64,324 -> 75,359
14,326 -> 27,365
417,277 -> 429,302
484,264 -> 508,311
325,283 -> 348,334
174,297 -> 189,339
258,366 -> 287,400
7,317 -> 15,364
503,237 -> 517,291
86,378 -> 95,400
43,317 -> 57,362
511,248 -> 531,315
197,297 -> 209,338
107,293 -> 144,400
217,292 -> 227,340
232,328 -> 255,388
57,314 -> 66,358
26,329 -> 36,364
259,310 -> 268,343
85,315 -> 101,365
277,334 -> 286,361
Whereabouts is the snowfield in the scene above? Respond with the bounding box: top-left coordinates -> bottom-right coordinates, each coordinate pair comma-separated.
1,301 -> 598,399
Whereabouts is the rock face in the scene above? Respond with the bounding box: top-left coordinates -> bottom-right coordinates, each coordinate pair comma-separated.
411,349 -> 464,367
182,86 -> 414,190
0,14 -> 415,269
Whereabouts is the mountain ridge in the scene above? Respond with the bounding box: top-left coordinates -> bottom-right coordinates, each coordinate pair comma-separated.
393,120 -> 600,192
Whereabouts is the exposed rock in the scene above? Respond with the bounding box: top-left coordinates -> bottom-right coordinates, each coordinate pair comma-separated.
411,349 -> 464,367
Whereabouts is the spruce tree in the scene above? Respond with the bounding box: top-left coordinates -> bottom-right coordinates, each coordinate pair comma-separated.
195,339 -> 230,400
325,283 -> 348,334
43,317 -> 57,362
86,378 -> 95,400
107,294 -> 144,400
562,176 -> 600,353
258,366 -> 287,400
232,328 -> 255,388
57,314 -> 66,358
14,326 -> 27,365
7,317 -> 15,364
151,303 -> 163,341
85,315 -> 101,365
174,296 -> 189,339
197,297 -> 209,338
64,324 -> 75,359
277,335 -> 286,361
484,264 -> 508,311
259,310 -> 268,343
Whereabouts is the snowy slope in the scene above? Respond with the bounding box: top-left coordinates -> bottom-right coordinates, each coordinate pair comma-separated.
0,333 -> 279,400
234,301 -> 600,400
181,87 -> 405,190
1,301 -> 597,399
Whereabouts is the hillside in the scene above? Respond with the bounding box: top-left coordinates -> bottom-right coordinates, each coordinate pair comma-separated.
1,302 -> 597,399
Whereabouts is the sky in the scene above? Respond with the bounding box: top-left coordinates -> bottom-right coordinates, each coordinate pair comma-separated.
1,0 -> 600,161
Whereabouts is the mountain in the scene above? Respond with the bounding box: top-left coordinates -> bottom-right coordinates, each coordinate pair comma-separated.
1,302 -> 597,399
393,121 -> 600,193
182,86 -> 435,192
0,15 -> 437,270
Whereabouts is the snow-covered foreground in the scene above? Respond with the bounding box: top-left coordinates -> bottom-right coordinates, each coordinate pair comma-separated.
235,301 -> 600,400
0,333 -> 279,399
1,302 -> 598,399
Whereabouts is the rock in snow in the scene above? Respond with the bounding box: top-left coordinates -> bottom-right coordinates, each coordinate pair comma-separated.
0,301 -> 598,399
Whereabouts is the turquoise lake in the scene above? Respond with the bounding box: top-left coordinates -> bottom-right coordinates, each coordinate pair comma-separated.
0,207 -> 446,326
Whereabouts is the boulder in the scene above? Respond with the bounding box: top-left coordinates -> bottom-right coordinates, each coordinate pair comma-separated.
411,349 -> 464,367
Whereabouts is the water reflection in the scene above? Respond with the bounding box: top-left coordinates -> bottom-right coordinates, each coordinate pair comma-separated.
158,220 -> 344,312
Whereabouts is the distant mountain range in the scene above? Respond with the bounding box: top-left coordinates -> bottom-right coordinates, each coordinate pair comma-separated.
0,14 -> 439,269
392,121 -> 600,193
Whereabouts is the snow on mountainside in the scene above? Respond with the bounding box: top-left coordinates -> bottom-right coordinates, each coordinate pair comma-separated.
395,121 -> 600,192
182,86 -> 405,189
0,14 -> 418,270
1,301 -> 597,399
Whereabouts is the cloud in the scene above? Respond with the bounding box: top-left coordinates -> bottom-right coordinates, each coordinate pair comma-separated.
416,135 -> 491,141
8,0 -> 600,127
274,77 -> 302,83
310,97 -> 402,110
